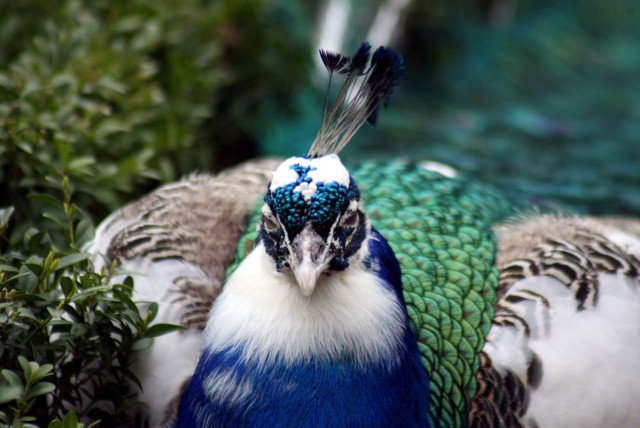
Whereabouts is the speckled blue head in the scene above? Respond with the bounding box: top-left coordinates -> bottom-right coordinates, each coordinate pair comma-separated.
264,154 -> 360,238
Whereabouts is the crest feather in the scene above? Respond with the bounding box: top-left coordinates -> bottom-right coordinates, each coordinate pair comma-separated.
309,42 -> 405,157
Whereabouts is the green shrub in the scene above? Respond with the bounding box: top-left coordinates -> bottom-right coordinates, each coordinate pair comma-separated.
0,0 -> 313,245
0,178 -> 181,426
0,0 -> 225,242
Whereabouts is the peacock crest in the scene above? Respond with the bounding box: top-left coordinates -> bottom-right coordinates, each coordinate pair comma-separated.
309,42 -> 404,157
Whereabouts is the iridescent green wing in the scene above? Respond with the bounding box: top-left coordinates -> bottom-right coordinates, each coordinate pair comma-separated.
351,162 -> 512,427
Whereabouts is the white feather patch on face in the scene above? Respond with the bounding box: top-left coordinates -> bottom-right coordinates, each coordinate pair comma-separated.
269,154 -> 350,201
203,244 -> 406,367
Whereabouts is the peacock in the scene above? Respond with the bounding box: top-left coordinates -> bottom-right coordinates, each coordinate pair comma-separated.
86,43 -> 640,427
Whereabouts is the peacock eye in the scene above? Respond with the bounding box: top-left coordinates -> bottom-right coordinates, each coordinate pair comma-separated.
339,210 -> 359,228
261,206 -> 280,233
276,258 -> 290,271
263,215 -> 279,233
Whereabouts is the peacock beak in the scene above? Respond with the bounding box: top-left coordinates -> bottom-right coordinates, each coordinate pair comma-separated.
292,258 -> 326,297
290,224 -> 332,296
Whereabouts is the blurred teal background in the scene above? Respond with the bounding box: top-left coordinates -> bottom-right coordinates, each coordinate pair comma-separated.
1,0 -> 639,240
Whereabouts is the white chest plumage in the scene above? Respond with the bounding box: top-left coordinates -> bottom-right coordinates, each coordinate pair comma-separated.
202,244 -> 407,366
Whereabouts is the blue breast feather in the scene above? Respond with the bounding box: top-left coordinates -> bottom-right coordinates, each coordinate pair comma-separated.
177,228 -> 429,427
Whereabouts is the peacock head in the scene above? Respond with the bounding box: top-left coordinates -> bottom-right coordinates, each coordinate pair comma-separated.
259,42 -> 404,296
261,154 -> 367,296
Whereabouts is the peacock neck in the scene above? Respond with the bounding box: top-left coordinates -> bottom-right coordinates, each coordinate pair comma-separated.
202,242 -> 409,366
178,232 -> 430,427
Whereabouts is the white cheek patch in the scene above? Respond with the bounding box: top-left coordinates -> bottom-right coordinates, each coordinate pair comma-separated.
269,154 -> 350,202
344,199 -> 360,215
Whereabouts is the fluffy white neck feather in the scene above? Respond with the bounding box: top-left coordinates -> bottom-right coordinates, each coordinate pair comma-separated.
203,244 -> 406,366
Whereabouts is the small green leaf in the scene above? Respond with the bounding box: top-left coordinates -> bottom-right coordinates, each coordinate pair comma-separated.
42,212 -> 67,228
75,219 -> 95,244
34,363 -> 54,381
0,385 -> 21,404
113,288 -> 138,313
131,337 -> 154,352
1,369 -> 24,389
18,355 -> 32,378
48,411 -> 80,428
27,231 -> 49,251
14,293 -> 47,302
26,381 -> 55,400
72,284 -> 112,300
56,253 -> 90,271
25,263 -> 43,276
17,307 -> 38,320
28,194 -> 64,210
42,252 -> 60,274
60,303 -> 81,320
60,277 -> 77,298
70,324 -> 88,337
0,206 -> 14,225
68,156 -> 96,171
146,301 -> 159,321
0,264 -> 19,273
142,323 -> 183,338
121,366 -> 142,390
62,411 -> 79,428
48,306 -> 64,318
44,176 -> 65,190
122,276 -> 135,289
76,273 -> 98,289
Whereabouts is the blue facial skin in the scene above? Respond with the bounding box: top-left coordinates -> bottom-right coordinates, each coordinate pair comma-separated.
176,229 -> 430,428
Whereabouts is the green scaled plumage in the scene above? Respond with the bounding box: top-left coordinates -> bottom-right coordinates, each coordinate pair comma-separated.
228,161 -> 513,427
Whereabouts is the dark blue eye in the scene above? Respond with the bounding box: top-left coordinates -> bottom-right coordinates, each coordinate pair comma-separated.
262,215 -> 279,232
276,259 -> 290,272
